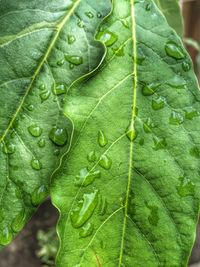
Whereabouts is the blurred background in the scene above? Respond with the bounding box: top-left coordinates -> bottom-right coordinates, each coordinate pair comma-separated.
0,1 -> 200,266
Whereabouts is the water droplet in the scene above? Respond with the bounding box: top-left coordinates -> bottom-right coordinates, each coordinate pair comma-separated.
98,195 -> 107,216
77,19 -> 85,28
142,83 -> 159,96
39,84 -> 46,91
143,118 -> 154,133
49,126 -> 68,146
67,35 -> 76,44
97,12 -> 102,18
190,146 -> 200,159
184,107 -> 199,120
75,168 -> 101,187
182,61 -> 191,72
176,176 -> 195,197
11,210 -> 26,233
69,63 -> 74,69
152,96 -> 166,110
87,151 -> 96,162
120,18 -> 130,29
3,141 -> 15,154
96,30 -> 118,47
28,124 -> 42,137
166,76 -> 186,89
99,155 -> 112,170
38,138 -> 46,148
71,189 -> 98,228
153,136 -> 167,150
0,227 -> 12,245
39,91 -> 51,101
139,137 -> 145,146
146,2 -> 152,11
65,54 -> 83,65
169,111 -> 184,125
79,222 -> 93,238
165,41 -> 185,59
31,158 -> 42,170
98,130 -> 108,147
27,104 -> 34,111
31,185 -> 48,206
57,59 -> 65,66
126,123 -> 137,141
85,11 -> 94,19
52,83 -> 67,95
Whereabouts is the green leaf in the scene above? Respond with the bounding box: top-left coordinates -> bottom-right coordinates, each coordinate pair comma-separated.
154,0 -> 183,37
0,0 -> 111,246
51,0 -> 200,266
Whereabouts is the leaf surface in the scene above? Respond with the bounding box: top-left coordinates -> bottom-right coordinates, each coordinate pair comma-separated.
0,0 -> 111,246
51,0 -> 200,266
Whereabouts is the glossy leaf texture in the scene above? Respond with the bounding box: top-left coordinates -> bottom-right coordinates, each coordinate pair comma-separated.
51,0 -> 200,266
154,0 -> 183,37
0,0 -> 111,247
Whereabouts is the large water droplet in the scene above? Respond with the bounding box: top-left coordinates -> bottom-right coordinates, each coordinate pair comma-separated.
176,176 -> 195,197
146,2 -> 152,11
67,35 -> 76,44
39,84 -> 46,91
165,41 -> 185,59
11,210 -> 26,233
99,155 -> 112,170
3,141 -> 15,154
52,83 -> 67,95
79,222 -> 93,238
0,227 -> 12,245
28,124 -> 42,137
98,130 -> 108,147
152,96 -> 166,110
87,151 -> 96,162
169,111 -> 184,125
77,19 -> 85,28
31,185 -> 48,206
96,30 -> 118,47
153,136 -> 167,150
31,158 -> 42,170
71,190 -> 98,228
126,123 -> 137,141
75,168 -> 101,187
49,126 -> 68,146
65,54 -> 83,65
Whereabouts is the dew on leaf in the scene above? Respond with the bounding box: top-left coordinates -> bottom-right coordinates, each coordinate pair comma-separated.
98,130 -> 108,147
85,11 -> 94,19
0,227 -> 12,246
182,61 -> 191,72
49,126 -> 68,146
139,137 -> 145,146
52,83 -> 67,95
97,12 -> 102,18
27,104 -> 34,111
57,59 -> 65,66
152,96 -> 166,110
77,19 -> 85,28
165,41 -> 185,59
120,18 -> 130,29
99,154 -> 112,170
87,151 -> 96,162
70,189 -> 98,228
176,176 -> 195,197
143,118 -> 154,133
96,30 -> 118,47
65,54 -> 83,65
38,138 -> 46,148
3,141 -> 15,154
11,209 -> 26,233
79,222 -> 93,238
39,84 -> 46,91
31,185 -> 48,206
166,76 -> 186,89
153,136 -> 167,150
98,195 -> 107,216
67,35 -> 76,44
39,91 -> 51,101
75,167 -> 101,187
126,123 -> 137,141
142,83 -> 159,96
169,111 -> 184,125
31,158 -> 42,170
28,124 -> 42,137
146,2 -> 152,11
184,107 -> 199,120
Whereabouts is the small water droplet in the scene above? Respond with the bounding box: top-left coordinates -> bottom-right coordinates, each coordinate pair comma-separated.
57,59 -> 65,66
98,130 -> 108,147
153,136 -> 167,150
143,118 -> 154,133
31,158 -> 42,170
152,96 -> 166,110
79,222 -> 93,238
169,111 -> 184,125
49,126 -> 68,146
71,189 -> 98,228
85,11 -> 94,19
146,2 -> 152,11
65,54 -> 83,65
67,35 -> 76,44
120,18 -> 130,29
97,12 -> 102,18
28,124 -> 42,137
0,227 -> 12,246
182,61 -> 191,72
176,176 -> 195,197
139,137 -> 145,146
184,107 -> 199,120
99,155 -> 112,170
165,41 -> 185,59
39,91 -> 51,101
126,123 -> 137,141
142,83 -> 159,96
69,63 -> 74,69
98,195 -> 107,216
11,210 -> 26,233
27,104 -> 34,111
52,83 -> 67,95
3,141 -> 15,154
31,185 -> 48,206
87,151 -> 96,162
38,138 -> 46,148
190,146 -> 200,159
96,30 -> 118,47
39,84 -> 46,91
75,168 -> 101,187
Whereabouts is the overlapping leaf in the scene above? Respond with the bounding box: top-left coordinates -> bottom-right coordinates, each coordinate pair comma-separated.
0,0 -> 111,246
51,0 -> 200,266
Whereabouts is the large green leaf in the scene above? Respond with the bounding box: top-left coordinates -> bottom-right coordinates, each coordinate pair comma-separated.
51,0 -> 200,266
0,0 -> 111,246
154,0 -> 183,37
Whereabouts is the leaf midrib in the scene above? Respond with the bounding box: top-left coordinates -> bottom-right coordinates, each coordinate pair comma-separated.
0,0 -> 81,143
118,0 -> 138,265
